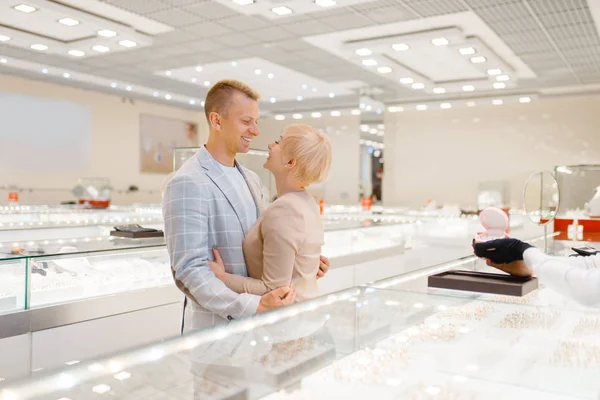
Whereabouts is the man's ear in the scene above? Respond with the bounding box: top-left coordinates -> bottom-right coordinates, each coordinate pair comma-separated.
209,112 -> 221,130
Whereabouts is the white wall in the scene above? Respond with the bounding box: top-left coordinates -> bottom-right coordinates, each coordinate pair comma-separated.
255,116 -> 361,204
383,94 -> 600,209
0,74 -> 208,205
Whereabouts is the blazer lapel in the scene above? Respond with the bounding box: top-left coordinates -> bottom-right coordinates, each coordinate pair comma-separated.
198,148 -> 248,235
236,163 -> 263,219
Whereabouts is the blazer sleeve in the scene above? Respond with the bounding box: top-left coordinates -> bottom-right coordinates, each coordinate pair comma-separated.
162,173 -> 260,319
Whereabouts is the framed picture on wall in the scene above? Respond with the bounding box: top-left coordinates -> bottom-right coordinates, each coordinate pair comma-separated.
140,114 -> 198,174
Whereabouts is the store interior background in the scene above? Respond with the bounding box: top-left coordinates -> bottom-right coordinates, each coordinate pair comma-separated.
1,0 -> 599,210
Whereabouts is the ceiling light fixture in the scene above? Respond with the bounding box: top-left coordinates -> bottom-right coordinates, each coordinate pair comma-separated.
201,101 -> 205,107
63,72 -> 71,78
369,128 -> 377,134
362,59 -> 377,67
275,115 -> 285,120
31,44 -> 48,51
191,78 -> 197,83
231,61 -> 237,66
97,30 -> 117,38
189,99 -> 196,105
14,4 -> 36,13
165,94 -> 171,100
271,6 -> 293,15
377,66 -> 392,74
470,56 -> 486,64
329,92 -> 335,98
267,73 -> 274,79
68,50 -> 85,57
392,43 -> 409,51
0,58 -> 7,63
399,77 -> 413,84
519,96 -> 532,103
233,0 -> 254,4
466,101 -> 476,107
431,37 -> 449,46
110,82 -> 117,88
153,92 -> 158,97
440,103 -> 452,109
292,113 -> 303,119
492,99 -> 503,105
459,47 -> 475,55
496,75 -> 510,81
195,66 -> 203,72
387,106 -> 403,112
493,82 -> 506,89
269,97 -> 276,103
126,85 -> 132,91
311,112 -> 322,118
118,40 -> 137,48
59,18 -> 80,26
351,109 -> 361,115
92,45 -> 110,53
433,87 -> 446,94
330,111 -> 341,117
487,68 -> 501,76
416,105 -> 427,111
204,81 -> 210,87
0,35 -> 10,42
254,69 -> 262,75
297,96 -> 303,101
355,48 -> 371,56
462,85 -> 475,92
41,68 -> 48,74
315,0 -> 336,7
411,83 -> 425,90
165,71 -> 172,76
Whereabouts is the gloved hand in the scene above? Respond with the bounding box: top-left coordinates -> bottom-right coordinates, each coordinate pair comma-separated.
472,238 -> 534,264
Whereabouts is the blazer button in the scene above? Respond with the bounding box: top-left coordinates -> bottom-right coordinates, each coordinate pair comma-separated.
227,315 -> 234,321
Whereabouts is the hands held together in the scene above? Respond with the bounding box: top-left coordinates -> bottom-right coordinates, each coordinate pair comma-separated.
472,238 -> 535,278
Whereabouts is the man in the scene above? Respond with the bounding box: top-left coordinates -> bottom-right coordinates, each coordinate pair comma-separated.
163,80 -> 330,332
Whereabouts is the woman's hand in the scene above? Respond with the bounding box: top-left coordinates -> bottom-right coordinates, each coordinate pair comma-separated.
208,247 -> 227,281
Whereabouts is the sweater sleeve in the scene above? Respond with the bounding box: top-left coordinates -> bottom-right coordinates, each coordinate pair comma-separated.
524,248 -> 600,306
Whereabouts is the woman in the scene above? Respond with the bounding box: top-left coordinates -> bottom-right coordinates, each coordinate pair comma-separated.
209,124 -> 332,302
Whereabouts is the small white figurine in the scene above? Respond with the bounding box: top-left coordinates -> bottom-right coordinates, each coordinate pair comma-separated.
588,186 -> 600,217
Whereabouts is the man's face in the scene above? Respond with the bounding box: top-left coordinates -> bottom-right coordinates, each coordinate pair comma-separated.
218,91 -> 260,155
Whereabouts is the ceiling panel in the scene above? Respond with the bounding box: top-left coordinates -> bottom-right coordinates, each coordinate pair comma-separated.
101,0 -> 169,15
146,9 -> 204,26
183,2 -> 240,19
401,0 -> 469,16
183,21 -> 234,37
219,15 -> 271,31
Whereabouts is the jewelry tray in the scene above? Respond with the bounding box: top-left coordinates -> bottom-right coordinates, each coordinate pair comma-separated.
110,230 -> 164,239
428,270 -> 538,297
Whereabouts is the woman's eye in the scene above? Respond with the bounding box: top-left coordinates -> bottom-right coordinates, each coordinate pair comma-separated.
274,140 -> 279,144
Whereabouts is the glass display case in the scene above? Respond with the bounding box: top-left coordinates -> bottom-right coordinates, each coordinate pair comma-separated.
555,165 -> 600,217
2,278 -> 596,400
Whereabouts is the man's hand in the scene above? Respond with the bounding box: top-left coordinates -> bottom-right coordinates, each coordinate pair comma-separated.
317,255 -> 330,279
208,247 -> 227,281
484,259 -> 534,278
472,238 -> 533,264
257,286 -> 296,313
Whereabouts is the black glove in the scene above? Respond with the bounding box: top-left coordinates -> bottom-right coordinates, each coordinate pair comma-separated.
472,238 -> 534,264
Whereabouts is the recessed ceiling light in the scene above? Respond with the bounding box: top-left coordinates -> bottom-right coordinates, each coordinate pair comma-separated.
330,111 -> 341,117
0,35 -> 11,42
189,99 -> 196,105
269,97 -> 276,103
97,30 -> 117,38
351,109 -> 361,115
369,128 -> 377,134
362,59 -> 377,67
118,40 -> 137,48
63,72 -> 71,78
254,69 -> 262,75
387,106 -> 403,112
92,45 -> 110,53
377,124 -> 384,129
392,43 -> 409,51
195,66 -> 203,72
231,61 -> 237,67
316,0 -> 336,7
204,81 -> 210,86
377,66 -> 392,74
110,82 -> 117,88
113,372 -> 131,381
355,48 -> 371,56
496,75 -> 510,81
519,96 -> 532,103
487,68 -> 502,76
272,6 -> 293,15
462,85 -> 475,92
165,94 -> 171,100
41,68 -> 48,74
31,44 -> 48,51
92,384 -> 111,394
416,105 -> 428,111
201,101 -> 205,107
459,47 -> 475,55
297,96 -> 303,101
440,103 -> 452,109
0,58 -> 7,64
126,85 -> 132,91
400,77 -> 414,84
312,87 -> 317,92
433,87 -> 446,94
165,71 -> 172,76
153,92 -> 158,97
412,83 -> 425,90
329,92 -> 335,98
431,37 -> 449,46
302,84 -> 308,89
292,113 -> 303,119
191,77 -> 197,83
493,82 -> 506,89
466,101 -> 476,107
14,4 -> 36,13
492,99 -> 503,105
311,112 -> 322,118
275,115 -> 285,120
360,124 -> 369,132
470,56 -> 486,64
233,0 -> 254,4
267,73 -> 274,79
59,18 -> 79,26
68,50 -> 85,57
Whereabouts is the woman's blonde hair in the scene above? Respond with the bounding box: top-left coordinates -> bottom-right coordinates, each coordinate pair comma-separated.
280,124 -> 332,187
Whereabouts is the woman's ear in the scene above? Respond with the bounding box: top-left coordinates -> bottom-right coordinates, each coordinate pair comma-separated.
209,112 -> 221,130
285,158 -> 297,169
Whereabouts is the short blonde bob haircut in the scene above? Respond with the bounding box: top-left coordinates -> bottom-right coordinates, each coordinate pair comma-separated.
280,124 -> 332,187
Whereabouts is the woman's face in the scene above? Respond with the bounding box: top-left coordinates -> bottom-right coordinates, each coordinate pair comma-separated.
264,131 -> 288,174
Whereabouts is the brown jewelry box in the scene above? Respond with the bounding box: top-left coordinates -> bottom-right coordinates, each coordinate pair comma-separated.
428,270 -> 538,297
110,230 -> 164,239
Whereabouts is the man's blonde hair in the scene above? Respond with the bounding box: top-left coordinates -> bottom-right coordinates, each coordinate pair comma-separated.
280,124 -> 332,187
204,80 -> 260,120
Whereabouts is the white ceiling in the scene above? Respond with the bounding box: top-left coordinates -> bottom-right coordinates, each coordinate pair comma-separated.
0,0 -> 599,114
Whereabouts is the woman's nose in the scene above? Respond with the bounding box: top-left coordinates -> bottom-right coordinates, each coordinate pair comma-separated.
268,143 -> 273,150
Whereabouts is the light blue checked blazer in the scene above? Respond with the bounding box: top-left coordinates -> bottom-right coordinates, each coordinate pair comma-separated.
162,147 -> 267,330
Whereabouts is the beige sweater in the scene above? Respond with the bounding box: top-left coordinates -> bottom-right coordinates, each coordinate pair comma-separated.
223,191 -> 324,302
